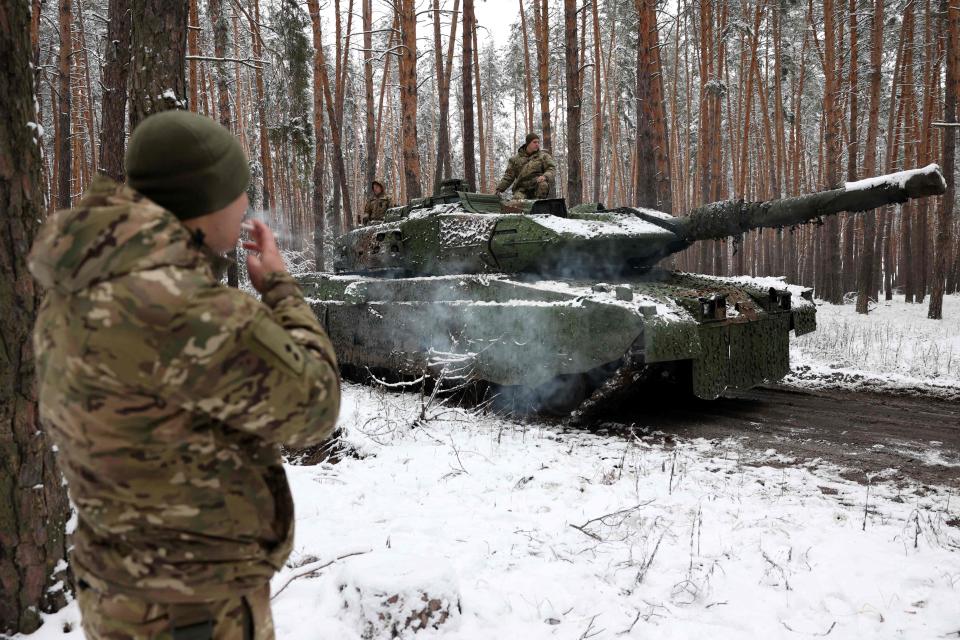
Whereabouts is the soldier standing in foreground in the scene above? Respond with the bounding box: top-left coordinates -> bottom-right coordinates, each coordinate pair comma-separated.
495,133 -> 557,200
28,111 -> 341,639
360,178 -> 392,225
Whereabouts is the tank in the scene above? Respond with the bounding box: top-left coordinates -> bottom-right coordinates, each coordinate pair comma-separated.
297,165 -> 945,415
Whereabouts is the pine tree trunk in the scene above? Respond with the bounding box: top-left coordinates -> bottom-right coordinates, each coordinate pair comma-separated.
129,0 -> 189,130
462,0 -> 477,189
856,0 -> 883,314
563,0 -> 582,205
309,0 -> 353,231
251,0 -> 274,213
0,2 -> 71,633
634,0 -> 671,212
533,0 -> 553,153
99,0 -> 131,182
821,0 -> 844,303
56,0 -> 72,209
473,20 -> 488,192
308,0 -> 328,268
368,0 -> 379,189
591,0 -> 604,203
188,0 -> 200,110
432,0 -> 459,189
929,0 -> 958,318
519,0 -> 536,133
398,0 -> 422,199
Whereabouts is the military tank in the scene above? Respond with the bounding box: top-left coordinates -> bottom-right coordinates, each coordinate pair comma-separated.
297,165 -> 945,415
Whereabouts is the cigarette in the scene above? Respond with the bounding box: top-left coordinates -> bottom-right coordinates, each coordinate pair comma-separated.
241,221 -> 255,232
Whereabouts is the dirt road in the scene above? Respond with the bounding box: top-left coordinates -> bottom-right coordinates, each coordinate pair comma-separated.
595,385 -> 960,487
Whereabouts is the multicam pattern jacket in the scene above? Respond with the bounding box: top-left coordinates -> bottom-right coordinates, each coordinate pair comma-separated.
28,175 -> 341,603
495,147 -> 556,198
361,195 -> 393,225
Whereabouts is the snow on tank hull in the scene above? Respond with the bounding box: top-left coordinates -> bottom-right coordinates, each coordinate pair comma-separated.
298,269 -> 816,409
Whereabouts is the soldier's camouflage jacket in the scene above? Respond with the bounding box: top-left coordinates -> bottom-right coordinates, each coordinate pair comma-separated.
361,179 -> 392,226
28,175 -> 341,603
495,146 -> 556,198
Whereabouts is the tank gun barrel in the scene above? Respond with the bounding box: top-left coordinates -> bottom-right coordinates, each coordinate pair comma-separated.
678,164 -> 946,241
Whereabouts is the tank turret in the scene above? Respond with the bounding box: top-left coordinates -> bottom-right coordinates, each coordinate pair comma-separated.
335,165 -> 945,277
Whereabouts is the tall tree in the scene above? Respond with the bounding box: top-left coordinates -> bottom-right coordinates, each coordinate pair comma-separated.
56,0 -> 72,209
0,1 -> 71,633
929,0 -> 958,318
307,0 -> 329,268
590,0 -> 604,202
533,0 -> 553,153
856,0 -> 884,314
634,0 -> 671,212
398,0 -> 423,198
208,0 -> 239,286
564,0 -> 583,204
820,0 -> 845,303
251,0 -> 275,213
432,0 -> 460,189
462,0 -> 477,189
129,0 -> 189,129
308,0 -> 352,233
364,0 -> 376,189
99,0 -> 132,182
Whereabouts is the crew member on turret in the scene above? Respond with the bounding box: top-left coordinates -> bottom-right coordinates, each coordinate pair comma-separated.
360,178 -> 392,225
495,133 -> 556,200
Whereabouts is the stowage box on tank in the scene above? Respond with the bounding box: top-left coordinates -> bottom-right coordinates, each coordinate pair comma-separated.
297,166 -> 945,415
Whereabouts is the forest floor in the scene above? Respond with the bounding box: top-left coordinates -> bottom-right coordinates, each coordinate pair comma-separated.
20,294 -> 960,640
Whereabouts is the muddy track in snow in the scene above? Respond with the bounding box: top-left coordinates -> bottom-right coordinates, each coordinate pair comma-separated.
591,386 -> 960,488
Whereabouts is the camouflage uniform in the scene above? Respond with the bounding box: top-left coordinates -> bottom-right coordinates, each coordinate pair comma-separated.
361,179 -> 392,225
28,176 -> 341,638
495,146 -> 556,199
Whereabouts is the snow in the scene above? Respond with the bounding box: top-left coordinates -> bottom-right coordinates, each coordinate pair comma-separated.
788,294 -> 960,398
14,301 -> 960,640
22,382 -> 960,639
843,163 -> 944,192
534,213 -> 672,238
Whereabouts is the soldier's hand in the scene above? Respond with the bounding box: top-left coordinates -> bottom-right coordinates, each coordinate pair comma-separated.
242,219 -> 287,294
536,175 -> 546,183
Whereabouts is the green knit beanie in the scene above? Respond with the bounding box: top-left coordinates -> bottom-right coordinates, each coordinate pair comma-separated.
525,132 -> 540,145
125,111 -> 250,220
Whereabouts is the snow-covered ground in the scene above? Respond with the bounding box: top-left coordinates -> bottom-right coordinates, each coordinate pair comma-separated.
27,381 -> 960,639
18,294 -> 960,640
787,294 -> 960,399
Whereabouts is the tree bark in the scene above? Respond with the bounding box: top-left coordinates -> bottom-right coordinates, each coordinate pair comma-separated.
634,0 -> 671,212
56,0 -> 72,209
308,0 -> 328,269
129,0 -> 189,130
856,0 -> 883,314
99,0 -> 132,182
820,0 -> 844,303
308,0 -> 353,230
432,0 -> 459,189
533,0 -> 553,153
398,0 -> 423,198
462,0 -> 477,189
564,0 -> 582,205
250,0 -> 274,213
590,0 -> 603,203
364,0 -> 376,190
0,1 -> 71,633
929,0 -> 958,318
